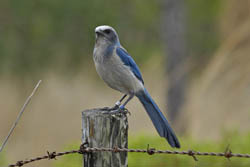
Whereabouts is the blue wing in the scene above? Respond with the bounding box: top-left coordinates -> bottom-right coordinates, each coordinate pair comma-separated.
116,47 -> 144,84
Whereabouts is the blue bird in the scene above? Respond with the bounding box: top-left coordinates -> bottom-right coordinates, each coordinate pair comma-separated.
93,25 -> 180,148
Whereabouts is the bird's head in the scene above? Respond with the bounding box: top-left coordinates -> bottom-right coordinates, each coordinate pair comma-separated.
95,25 -> 120,45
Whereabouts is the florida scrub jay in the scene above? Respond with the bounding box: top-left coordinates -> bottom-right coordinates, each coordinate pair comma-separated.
93,25 -> 180,148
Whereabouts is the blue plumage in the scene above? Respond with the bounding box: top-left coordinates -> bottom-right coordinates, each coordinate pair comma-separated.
136,88 -> 180,148
116,47 -> 144,84
94,25 -> 180,148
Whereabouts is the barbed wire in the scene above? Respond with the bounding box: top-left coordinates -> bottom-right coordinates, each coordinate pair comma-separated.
8,143 -> 250,167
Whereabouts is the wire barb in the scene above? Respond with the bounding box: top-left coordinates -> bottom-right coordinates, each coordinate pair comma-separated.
79,142 -> 89,154
113,146 -> 119,153
147,144 -> 156,155
224,145 -> 233,160
188,150 -> 198,161
16,161 -> 24,167
47,151 -> 57,160
8,145 -> 250,167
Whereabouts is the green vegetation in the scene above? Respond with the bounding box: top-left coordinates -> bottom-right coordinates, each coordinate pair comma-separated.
0,0 -> 160,76
54,132 -> 250,167
0,152 -> 7,166
187,0 -> 221,69
0,0 -> 221,76
53,143 -> 82,167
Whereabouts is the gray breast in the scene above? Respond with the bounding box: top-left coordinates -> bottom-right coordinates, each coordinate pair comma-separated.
94,47 -> 144,94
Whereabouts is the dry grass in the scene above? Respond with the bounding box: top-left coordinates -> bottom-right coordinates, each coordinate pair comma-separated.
181,0 -> 250,140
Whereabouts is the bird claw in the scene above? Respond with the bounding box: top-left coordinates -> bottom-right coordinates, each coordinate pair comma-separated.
100,105 -> 131,115
109,107 -> 131,115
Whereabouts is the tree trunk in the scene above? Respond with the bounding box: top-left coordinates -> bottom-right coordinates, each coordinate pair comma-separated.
161,0 -> 188,129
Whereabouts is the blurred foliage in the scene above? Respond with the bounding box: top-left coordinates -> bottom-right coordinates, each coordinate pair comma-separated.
0,0 -> 220,76
0,152 -> 7,166
187,0 -> 221,70
53,143 -> 82,167
54,132 -> 250,167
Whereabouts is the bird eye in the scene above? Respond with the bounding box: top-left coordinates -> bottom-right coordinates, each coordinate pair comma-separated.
104,29 -> 111,34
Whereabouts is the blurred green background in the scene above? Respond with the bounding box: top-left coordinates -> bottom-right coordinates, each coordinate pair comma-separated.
54,132 -> 250,167
1,0 -> 250,166
0,0 -> 219,76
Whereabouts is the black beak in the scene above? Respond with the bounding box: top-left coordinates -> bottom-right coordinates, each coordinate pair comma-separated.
95,31 -> 104,36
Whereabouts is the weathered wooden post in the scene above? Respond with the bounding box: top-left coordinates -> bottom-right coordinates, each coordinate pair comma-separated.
82,108 -> 128,167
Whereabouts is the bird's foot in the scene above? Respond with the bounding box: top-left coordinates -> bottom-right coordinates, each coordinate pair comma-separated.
109,106 -> 131,115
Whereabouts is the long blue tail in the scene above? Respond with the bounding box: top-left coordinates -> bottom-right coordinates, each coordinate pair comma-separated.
136,88 -> 180,148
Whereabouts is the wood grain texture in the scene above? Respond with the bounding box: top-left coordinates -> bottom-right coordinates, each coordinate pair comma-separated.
82,108 -> 128,167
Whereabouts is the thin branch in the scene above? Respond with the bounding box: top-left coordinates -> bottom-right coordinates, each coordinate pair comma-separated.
0,80 -> 42,153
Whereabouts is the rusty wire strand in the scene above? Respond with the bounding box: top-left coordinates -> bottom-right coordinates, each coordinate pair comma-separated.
8,144 -> 250,167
